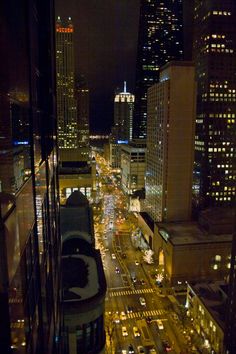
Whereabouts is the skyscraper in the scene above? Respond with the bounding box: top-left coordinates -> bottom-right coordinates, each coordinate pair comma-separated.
145,62 -> 196,222
76,75 -> 90,162
114,81 -> 134,142
224,228 -> 236,353
56,17 -> 77,156
0,1 -> 61,353
193,0 -> 236,209
133,0 -> 184,139
109,82 -> 135,170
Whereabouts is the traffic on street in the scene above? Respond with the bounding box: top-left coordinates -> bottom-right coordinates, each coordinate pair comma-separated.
93,153 -> 195,354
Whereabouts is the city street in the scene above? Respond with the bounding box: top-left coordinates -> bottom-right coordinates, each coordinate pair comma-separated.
93,155 -> 193,354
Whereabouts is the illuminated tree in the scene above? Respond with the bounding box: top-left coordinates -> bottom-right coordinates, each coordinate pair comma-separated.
143,249 -> 154,264
105,312 -> 117,353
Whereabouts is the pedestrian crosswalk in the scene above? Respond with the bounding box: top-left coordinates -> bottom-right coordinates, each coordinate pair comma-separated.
105,309 -> 166,320
109,287 -> 154,297
128,309 -> 166,319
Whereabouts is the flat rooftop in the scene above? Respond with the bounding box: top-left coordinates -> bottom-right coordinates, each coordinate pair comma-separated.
60,190 -> 93,244
189,281 -> 227,330
157,221 -> 232,246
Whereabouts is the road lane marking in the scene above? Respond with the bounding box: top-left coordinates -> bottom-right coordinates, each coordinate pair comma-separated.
108,287 -> 155,297
105,309 -> 166,320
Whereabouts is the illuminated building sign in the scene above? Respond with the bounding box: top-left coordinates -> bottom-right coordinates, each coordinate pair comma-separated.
13,140 -> 29,145
56,27 -> 73,33
159,229 -> 169,242
117,140 -> 128,144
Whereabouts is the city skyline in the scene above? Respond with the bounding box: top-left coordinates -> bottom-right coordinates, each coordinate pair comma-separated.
55,0 -> 140,133
0,1 -> 235,353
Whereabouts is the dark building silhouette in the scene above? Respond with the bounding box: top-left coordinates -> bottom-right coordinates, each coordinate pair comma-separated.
60,191 -> 106,354
76,75 -> 90,162
224,226 -> 236,353
192,0 -> 236,209
0,1 -> 61,353
133,0 -> 184,139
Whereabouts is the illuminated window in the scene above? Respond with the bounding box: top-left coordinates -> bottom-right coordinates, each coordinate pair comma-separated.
215,254 -> 221,262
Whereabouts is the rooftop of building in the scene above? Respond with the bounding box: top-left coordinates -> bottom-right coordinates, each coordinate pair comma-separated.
156,207 -> 234,246
199,207 -> 235,234
59,160 -> 92,174
61,191 -> 106,307
121,139 -> 146,150
157,220 -> 232,246
62,246 -> 106,307
62,251 -> 100,302
161,60 -> 195,72
188,281 -> 228,330
60,191 -> 93,244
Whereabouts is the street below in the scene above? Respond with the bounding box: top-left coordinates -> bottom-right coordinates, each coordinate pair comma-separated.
93,154 -> 194,354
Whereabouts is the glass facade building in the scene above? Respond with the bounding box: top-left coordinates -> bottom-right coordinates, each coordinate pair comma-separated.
193,0 -> 236,209
133,0 -> 184,139
0,1 -> 61,353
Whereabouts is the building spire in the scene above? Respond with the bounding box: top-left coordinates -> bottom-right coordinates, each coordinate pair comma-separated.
124,81 -> 127,93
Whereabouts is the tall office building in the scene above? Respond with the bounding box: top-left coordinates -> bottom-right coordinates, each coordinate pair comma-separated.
76,75 -> 90,162
193,0 -> 236,209
109,82 -> 135,170
113,81 -> 135,142
133,0 -> 184,139
0,1 -> 61,353
145,62 -> 196,222
224,229 -> 236,353
56,17 -> 77,156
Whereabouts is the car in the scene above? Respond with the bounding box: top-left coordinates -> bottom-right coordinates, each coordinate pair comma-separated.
162,340 -> 172,352
149,349 -> 157,354
139,297 -> 146,306
120,311 -> 127,320
126,305 -> 133,313
156,319 -> 164,330
115,267 -> 120,274
137,346 -> 145,353
135,260 -> 139,266
111,253 -> 116,259
146,316 -> 152,324
131,276 -> 137,283
122,326 -> 128,336
128,344 -> 135,354
141,279 -> 146,285
113,313 -> 120,324
133,326 -> 141,337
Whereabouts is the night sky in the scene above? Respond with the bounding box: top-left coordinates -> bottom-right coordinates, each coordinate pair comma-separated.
55,0 -> 140,134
